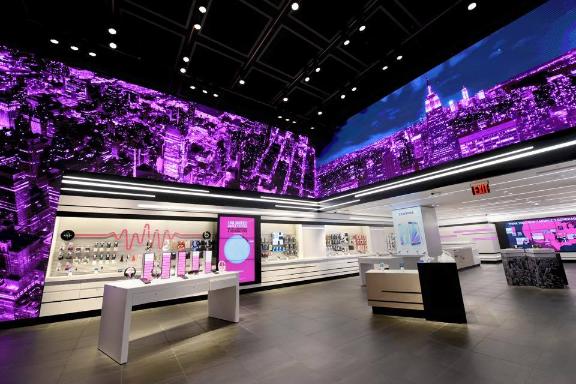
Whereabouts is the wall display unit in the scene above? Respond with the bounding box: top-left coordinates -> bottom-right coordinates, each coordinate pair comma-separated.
497,216 -> 576,252
217,215 -> 261,285
325,225 -> 373,257
41,216 -> 217,317
260,223 -> 302,263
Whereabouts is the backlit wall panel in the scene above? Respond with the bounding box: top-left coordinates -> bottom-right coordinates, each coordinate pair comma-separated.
0,45 -> 314,322
317,0 -> 576,197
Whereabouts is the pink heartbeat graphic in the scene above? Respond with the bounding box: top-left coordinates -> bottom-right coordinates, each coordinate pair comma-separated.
75,224 -> 202,250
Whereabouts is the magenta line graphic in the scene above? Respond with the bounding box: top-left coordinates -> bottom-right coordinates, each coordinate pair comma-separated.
74,224 -> 201,250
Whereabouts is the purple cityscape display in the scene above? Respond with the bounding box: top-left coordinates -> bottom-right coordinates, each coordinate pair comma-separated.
0,44 -> 315,322
317,49 -> 576,196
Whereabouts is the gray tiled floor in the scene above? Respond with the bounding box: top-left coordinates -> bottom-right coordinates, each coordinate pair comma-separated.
2,264 -> 576,384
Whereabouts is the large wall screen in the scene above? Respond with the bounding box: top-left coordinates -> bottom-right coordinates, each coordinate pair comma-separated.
317,0 -> 576,197
0,44 -> 312,322
499,216 -> 576,252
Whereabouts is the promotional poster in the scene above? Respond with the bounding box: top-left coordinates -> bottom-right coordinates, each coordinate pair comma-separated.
217,216 -> 260,284
393,207 -> 428,255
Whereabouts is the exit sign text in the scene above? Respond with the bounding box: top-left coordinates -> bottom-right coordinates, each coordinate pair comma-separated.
471,181 -> 490,196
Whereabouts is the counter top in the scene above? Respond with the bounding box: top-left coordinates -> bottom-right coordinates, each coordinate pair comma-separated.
262,254 -> 372,267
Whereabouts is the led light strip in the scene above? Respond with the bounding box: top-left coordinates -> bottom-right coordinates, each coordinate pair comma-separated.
260,195 -> 320,207
319,146 -> 534,203
319,199 -> 361,211
349,216 -> 392,221
136,203 -> 317,218
275,204 -> 319,210
63,175 -> 210,193
355,141 -> 576,198
63,177 -> 319,206
61,187 -> 155,198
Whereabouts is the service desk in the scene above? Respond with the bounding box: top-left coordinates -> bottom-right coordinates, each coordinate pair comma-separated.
98,272 -> 239,364
366,258 -> 467,323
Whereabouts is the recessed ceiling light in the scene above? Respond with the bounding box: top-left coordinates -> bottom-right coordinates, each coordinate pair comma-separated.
340,94 -> 346,99
396,55 -> 403,61
278,115 -> 283,119
351,87 -> 357,92
108,28 -> 117,35
467,2 -> 477,11
190,85 -> 196,90
49,39 -> 59,45
70,45 -> 79,51
317,111 -> 323,115
359,25 -> 366,32
310,126 -> 315,130
88,52 -> 96,57
239,79 -> 245,85
199,6 -> 207,13
194,24 -> 202,30
283,97 -> 288,102
292,120 -> 297,124
304,76 -> 310,82
202,90 -> 208,94
183,56 -> 190,62
291,2 -> 299,11
213,93 -> 219,98
179,68 -> 187,74
109,42 -> 117,49
382,65 -> 389,71
315,67 -> 321,72
343,39 -> 350,46
285,118 -> 290,121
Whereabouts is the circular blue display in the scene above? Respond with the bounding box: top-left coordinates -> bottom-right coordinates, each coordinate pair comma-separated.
224,234 -> 250,264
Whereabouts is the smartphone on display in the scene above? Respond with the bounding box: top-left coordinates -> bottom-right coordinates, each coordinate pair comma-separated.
204,250 -> 212,274
142,253 -> 154,281
177,251 -> 186,277
408,222 -> 421,246
161,252 -> 171,279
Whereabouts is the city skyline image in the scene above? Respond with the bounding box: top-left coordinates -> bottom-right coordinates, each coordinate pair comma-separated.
317,0 -> 576,196
0,44 -> 315,322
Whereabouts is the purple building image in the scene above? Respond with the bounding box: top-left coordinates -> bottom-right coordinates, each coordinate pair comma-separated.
0,44 -> 316,321
318,50 -> 576,197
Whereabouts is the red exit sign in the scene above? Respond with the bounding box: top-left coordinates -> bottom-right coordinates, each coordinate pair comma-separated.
471,181 -> 490,196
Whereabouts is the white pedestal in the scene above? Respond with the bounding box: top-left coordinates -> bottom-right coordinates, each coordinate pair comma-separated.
98,272 -> 239,364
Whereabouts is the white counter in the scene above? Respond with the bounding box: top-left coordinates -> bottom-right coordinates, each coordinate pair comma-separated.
98,272 -> 239,364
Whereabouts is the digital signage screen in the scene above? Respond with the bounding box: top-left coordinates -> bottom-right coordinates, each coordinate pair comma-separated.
217,215 -> 261,284
500,216 -> 576,252
317,0 -> 576,197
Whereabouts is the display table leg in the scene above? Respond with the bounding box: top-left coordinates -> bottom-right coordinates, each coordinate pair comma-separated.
208,280 -> 239,323
98,285 -> 132,364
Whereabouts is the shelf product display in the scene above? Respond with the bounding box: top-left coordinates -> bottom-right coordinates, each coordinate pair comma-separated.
261,232 -> 298,262
48,218 -> 218,280
326,232 -> 369,256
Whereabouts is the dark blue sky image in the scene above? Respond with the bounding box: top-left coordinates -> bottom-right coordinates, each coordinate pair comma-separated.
318,0 -> 576,165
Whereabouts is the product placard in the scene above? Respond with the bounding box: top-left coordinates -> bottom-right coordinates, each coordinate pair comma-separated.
161,252 -> 171,279
217,215 -> 260,284
142,253 -> 154,280
192,251 -> 200,272
204,250 -> 212,274
177,251 -> 187,277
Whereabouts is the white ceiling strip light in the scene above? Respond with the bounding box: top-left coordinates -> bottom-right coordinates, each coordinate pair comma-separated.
63,175 -> 210,193
319,199 -> 361,211
61,187 -> 155,198
355,140 -> 576,198
136,204 -> 316,218
319,146 -> 534,203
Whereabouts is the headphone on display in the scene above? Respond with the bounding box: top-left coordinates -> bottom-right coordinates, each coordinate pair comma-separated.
124,267 -> 137,279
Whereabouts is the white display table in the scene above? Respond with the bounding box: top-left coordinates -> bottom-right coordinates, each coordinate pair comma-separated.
358,256 -> 401,286
98,272 -> 239,364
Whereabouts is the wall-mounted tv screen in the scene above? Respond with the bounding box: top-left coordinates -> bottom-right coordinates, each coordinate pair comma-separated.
499,216 -> 576,252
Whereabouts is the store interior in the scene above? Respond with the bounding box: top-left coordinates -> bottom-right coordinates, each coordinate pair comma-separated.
1,0 -> 576,383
